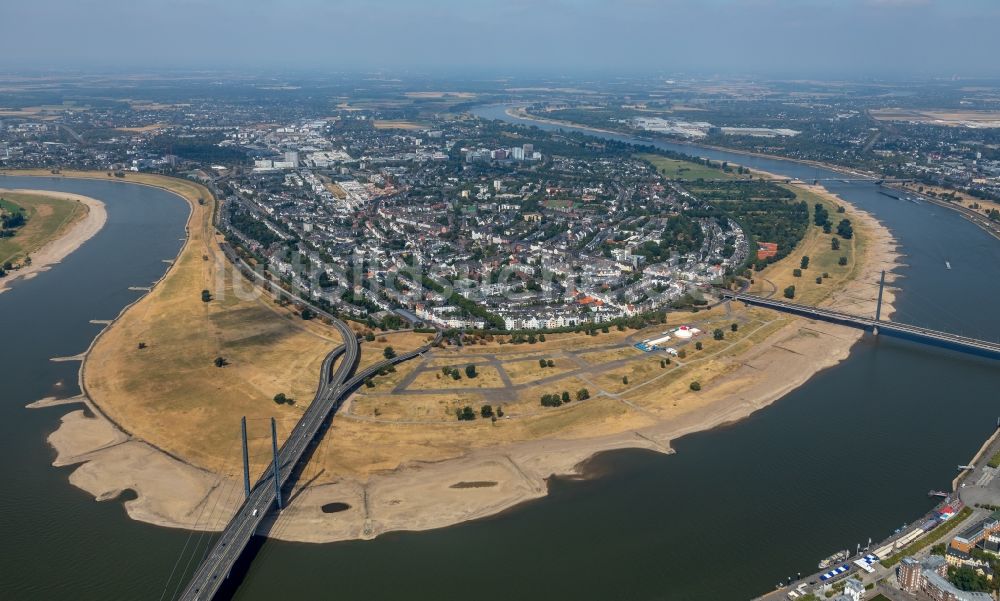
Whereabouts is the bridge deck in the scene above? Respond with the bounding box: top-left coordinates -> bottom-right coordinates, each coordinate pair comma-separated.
726,293 -> 1000,359
177,248 -> 440,601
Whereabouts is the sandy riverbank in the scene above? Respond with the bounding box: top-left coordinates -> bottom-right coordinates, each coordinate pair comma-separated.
0,189 -> 106,294
34,173 -> 899,543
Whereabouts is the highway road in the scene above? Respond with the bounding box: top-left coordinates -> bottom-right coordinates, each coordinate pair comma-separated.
177,317 -> 357,601
177,246 -> 441,600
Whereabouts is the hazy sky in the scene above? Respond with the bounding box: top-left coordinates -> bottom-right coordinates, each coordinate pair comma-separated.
2,0 -> 998,77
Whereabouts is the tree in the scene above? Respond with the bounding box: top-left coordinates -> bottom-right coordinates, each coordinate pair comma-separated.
784,285 -> 796,299
690,381 -> 701,391
301,308 -> 315,320
383,346 -> 396,359
137,342 -> 147,349
538,333 -> 546,342
816,276 -> 823,284
836,218 -> 854,239
365,331 -> 376,342
273,393 -> 289,404
695,341 -> 703,350
561,391 -> 571,403
660,359 -> 667,368
480,405 -> 493,419
456,406 -> 476,421
201,289 -> 212,302
496,406 -> 504,418
539,358 -> 548,368
947,566 -> 990,592
465,364 -> 477,378
576,388 -> 590,401
546,359 -> 554,368
677,349 -> 687,359
731,323 -> 739,332
622,376 -> 629,385
540,394 -> 562,407
831,237 -> 840,251
713,328 -> 724,340
214,356 -> 227,368
800,256 -> 810,269
838,256 -> 848,266
793,268 -> 802,277
813,203 -> 829,227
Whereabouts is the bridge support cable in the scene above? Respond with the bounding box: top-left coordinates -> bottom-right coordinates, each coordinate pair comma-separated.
162,431 -> 245,601
874,270 -> 885,334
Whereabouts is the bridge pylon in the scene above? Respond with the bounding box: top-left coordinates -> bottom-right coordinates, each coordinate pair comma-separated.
271,417 -> 282,510
241,416 -> 250,499
874,270 -> 886,335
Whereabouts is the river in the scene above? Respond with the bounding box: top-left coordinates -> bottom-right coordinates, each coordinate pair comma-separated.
2,110 -> 999,600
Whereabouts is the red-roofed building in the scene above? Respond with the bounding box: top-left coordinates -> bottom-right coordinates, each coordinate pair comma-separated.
757,242 -> 778,261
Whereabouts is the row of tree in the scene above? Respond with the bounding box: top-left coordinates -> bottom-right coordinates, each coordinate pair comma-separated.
455,405 -> 504,421
541,388 -> 590,407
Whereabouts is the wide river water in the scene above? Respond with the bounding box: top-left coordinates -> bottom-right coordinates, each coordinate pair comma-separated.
2,109 -> 1000,600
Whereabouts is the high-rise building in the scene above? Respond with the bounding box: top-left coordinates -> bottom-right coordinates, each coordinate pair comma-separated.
511,147 -> 525,160
284,151 -> 299,166
898,557 -> 922,592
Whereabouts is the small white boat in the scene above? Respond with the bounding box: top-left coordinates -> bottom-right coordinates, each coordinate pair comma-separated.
945,261 -> 952,270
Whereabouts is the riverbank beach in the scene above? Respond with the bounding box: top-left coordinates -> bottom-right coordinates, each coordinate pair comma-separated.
0,188 -> 106,294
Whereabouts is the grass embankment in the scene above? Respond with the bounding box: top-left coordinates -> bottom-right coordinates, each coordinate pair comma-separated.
988,450 -> 1000,469
751,186 -> 867,307
881,506 -> 973,568
0,191 -> 87,265
64,171 -> 342,476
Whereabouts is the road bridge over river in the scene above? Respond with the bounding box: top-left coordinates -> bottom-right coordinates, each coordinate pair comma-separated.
724,291 -> 1000,360
674,177 -> 914,185
175,245 -> 440,601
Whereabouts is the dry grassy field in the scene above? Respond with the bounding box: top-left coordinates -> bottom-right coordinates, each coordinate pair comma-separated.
748,185 -> 868,306
372,120 -> 428,130
69,172 -> 342,476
